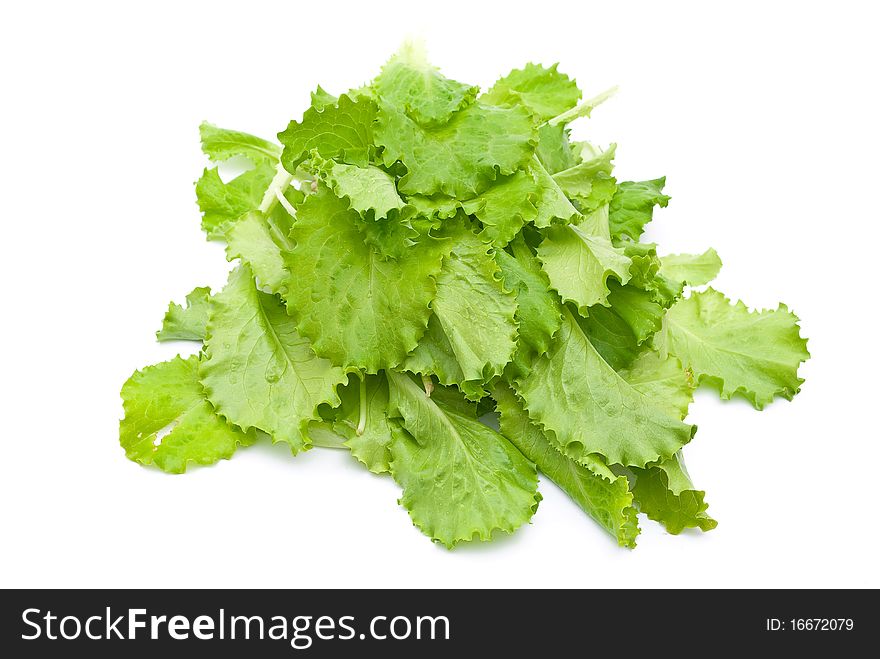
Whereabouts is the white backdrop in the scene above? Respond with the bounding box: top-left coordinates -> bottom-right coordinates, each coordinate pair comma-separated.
2,0 -> 878,588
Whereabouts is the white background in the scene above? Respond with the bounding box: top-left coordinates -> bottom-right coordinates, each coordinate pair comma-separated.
2,0 -> 878,589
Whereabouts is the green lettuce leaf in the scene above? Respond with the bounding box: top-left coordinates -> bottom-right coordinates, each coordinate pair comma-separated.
321,374 -> 395,474
415,228 -> 518,382
354,209 -> 425,260
196,161 -> 276,239
404,315 -> 489,401
495,237 -> 562,356
156,286 -> 212,342
577,204 -> 611,239
494,384 -> 639,547
551,143 -> 616,198
374,41 -> 478,125
278,94 -> 376,171
194,123 -> 283,240
619,240 -> 684,309
225,206 -> 295,296
199,122 -> 281,163
463,169 -> 539,247
200,265 -> 347,452
513,309 -> 695,467
657,288 -> 810,409
314,159 -> 405,220
576,305 -> 642,371
376,102 -> 536,198
310,85 -> 338,110
603,281 -> 666,344
608,178 -> 670,242
535,123 -> 576,174
620,240 -> 661,287
553,143 -> 618,214
538,224 -> 631,312
531,158 -> 579,227
621,349 -> 694,419
482,63 -> 581,122
405,193 -> 463,220
409,161 -> 575,244
284,187 -> 448,372
660,248 -> 723,286
630,452 -> 717,534
387,372 -> 539,548
574,243 -> 679,367
615,355 -> 704,533
575,174 -> 617,214
120,355 -> 256,474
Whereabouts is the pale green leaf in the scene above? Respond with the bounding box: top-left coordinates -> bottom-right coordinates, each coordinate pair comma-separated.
410,162 -> 573,243
657,288 -> 810,409
316,159 -> 405,220
120,355 -> 255,474
552,143 -> 616,197
463,169 -> 538,247
200,265 -> 347,452
631,452 -> 717,534
326,374 -> 394,474
426,229 -> 518,381
387,372 -> 539,548
404,315 -> 489,401
660,248 -> 723,286
538,224 -> 631,312
535,123 -> 577,174
620,240 -> 684,307
405,193 -> 462,220
156,286 -> 212,342
199,122 -> 281,163
195,161 -> 276,239
513,309 -> 695,467
494,384 -> 639,547
577,204 -> 611,239
620,240 -> 661,288
416,324 -> 501,401
495,237 -> 562,356
575,304 -> 642,371
353,208 -> 424,260
376,102 -> 536,198
535,124 -> 577,174
604,281 -> 666,344
575,174 -> 618,214
374,41 -> 478,125
531,158 -> 578,227
310,85 -> 338,110
225,208 -> 294,295
608,178 -> 670,242
483,63 -> 581,122
621,350 -> 693,419
278,94 -> 376,171
283,188 -> 448,372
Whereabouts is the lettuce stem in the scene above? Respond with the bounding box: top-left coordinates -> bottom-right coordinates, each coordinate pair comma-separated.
546,85 -> 619,127
356,375 -> 367,436
275,188 -> 297,217
421,374 -> 434,397
258,163 -> 294,214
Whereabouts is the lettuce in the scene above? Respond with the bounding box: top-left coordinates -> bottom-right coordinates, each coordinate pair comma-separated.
120,43 -> 809,548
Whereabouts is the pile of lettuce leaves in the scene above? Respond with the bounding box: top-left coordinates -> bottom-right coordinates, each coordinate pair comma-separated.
120,43 -> 810,548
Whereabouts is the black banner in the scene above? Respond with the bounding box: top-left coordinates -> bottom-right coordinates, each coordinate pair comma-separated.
0,589 -> 873,655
